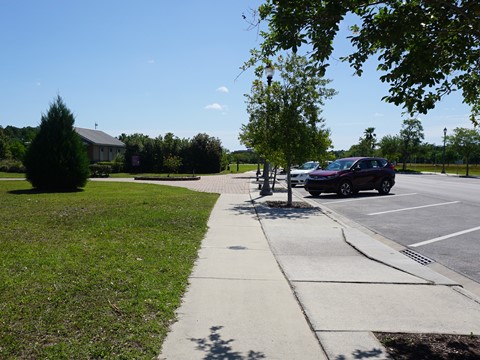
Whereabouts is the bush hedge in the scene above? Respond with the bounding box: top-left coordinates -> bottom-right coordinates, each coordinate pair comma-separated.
0,159 -> 26,173
89,164 -> 111,178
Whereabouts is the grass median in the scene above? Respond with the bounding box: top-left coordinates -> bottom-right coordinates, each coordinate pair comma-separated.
0,180 -> 218,359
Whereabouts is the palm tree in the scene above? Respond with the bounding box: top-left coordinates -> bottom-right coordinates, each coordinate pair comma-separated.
363,127 -> 377,154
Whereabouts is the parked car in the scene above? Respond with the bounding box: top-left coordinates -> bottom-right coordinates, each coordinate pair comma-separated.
304,157 -> 395,197
290,161 -> 321,187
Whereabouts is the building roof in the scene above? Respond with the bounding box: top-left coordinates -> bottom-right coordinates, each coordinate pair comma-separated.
75,127 -> 125,147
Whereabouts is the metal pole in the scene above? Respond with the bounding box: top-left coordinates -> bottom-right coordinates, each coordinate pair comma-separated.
256,158 -> 261,181
260,68 -> 274,196
441,127 -> 447,174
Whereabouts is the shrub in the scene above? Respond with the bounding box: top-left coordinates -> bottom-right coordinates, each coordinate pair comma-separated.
0,159 -> 25,173
96,160 -> 123,173
89,164 -> 112,177
24,96 -> 90,190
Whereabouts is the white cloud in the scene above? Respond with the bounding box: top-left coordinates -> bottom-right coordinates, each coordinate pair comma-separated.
373,112 -> 384,117
147,59 -> 155,64
216,86 -> 229,93
205,103 -> 226,111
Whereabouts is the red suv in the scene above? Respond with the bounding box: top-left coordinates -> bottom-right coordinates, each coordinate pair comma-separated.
305,157 -> 395,197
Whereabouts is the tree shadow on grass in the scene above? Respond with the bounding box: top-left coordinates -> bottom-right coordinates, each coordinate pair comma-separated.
8,188 -> 84,195
190,326 -> 265,360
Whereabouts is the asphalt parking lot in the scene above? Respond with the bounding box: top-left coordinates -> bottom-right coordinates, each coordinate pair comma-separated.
292,173 -> 480,285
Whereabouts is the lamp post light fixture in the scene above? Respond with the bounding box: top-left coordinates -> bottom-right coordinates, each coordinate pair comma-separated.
441,127 -> 447,174
265,65 -> 274,86
260,65 -> 274,196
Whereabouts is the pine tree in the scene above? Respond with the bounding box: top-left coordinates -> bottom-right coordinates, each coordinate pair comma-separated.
24,96 -> 90,190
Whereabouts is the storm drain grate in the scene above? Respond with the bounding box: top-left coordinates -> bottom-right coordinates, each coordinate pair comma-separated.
400,248 -> 435,266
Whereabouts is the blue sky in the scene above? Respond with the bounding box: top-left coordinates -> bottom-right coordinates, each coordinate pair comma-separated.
0,1 -> 474,151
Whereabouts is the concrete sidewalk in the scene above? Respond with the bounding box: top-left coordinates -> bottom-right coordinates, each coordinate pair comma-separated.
159,192 -> 326,359
158,173 -> 480,359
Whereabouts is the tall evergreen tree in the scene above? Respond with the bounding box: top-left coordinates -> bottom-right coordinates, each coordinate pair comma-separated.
24,96 -> 90,190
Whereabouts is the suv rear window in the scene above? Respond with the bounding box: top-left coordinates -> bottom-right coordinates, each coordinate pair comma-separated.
377,159 -> 388,167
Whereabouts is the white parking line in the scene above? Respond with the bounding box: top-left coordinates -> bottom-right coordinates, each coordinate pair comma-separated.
326,193 -> 418,204
410,226 -> 480,247
367,201 -> 460,216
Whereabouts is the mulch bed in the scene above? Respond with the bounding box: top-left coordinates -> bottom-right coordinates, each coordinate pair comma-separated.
265,200 -> 315,209
375,332 -> 480,359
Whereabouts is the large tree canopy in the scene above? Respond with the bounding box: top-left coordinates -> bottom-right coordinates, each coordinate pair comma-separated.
252,0 -> 480,124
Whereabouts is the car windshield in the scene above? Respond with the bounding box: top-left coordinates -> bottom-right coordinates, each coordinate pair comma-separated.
298,162 -> 318,170
326,159 -> 354,171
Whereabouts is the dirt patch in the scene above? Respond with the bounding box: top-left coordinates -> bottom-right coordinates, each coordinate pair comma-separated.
375,332 -> 480,359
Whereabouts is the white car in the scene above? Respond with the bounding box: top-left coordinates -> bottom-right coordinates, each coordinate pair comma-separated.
290,161 -> 321,187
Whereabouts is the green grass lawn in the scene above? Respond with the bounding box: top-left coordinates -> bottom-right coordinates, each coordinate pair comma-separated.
0,180 -> 218,359
110,172 -> 196,178
221,163 -> 258,174
402,163 -> 480,176
0,172 -> 25,178
108,163 -> 258,178
2,162 -> 478,179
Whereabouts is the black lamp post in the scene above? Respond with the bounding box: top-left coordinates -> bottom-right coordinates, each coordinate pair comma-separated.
256,157 -> 261,181
260,65 -> 274,196
441,127 -> 447,174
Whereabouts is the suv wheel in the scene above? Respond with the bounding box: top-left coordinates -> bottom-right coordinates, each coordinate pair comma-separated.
338,181 -> 353,197
378,178 -> 392,195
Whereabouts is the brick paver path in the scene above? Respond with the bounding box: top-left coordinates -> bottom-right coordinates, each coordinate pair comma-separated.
93,173 -> 254,194
2,173 -> 256,194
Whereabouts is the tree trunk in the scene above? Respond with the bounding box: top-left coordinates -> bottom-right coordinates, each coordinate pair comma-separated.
272,166 -> 278,191
286,165 -> 293,207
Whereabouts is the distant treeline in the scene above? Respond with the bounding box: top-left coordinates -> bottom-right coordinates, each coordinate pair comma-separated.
0,126 -> 260,174
118,132 -> 227,174
0,125 -> 38,161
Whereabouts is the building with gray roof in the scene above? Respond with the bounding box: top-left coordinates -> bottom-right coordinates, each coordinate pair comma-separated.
75,127 -> 125,163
